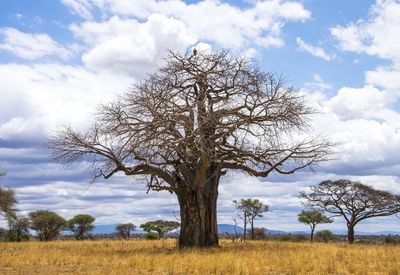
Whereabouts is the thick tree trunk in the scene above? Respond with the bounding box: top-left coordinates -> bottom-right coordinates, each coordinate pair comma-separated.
347,225 -> 355,244
176,166 -> 220,248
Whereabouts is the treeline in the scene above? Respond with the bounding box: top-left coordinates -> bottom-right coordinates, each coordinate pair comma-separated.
2,168 -> 400,244
0,206 -> 179,242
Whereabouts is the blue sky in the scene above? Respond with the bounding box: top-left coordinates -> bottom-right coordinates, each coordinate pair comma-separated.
1,0 -> 400,233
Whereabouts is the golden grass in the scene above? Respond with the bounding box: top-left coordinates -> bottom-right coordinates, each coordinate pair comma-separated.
0,239 -> 399,274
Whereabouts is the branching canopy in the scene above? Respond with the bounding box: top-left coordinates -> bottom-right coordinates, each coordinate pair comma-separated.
48,50 -> 331,193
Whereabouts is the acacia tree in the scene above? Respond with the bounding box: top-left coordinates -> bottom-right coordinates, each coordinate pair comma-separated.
116,223 -> 136,239
48,50 -> 331,248
233,199 -> 269,240
140,220 -> 180,238
297,210 -> 332,242
67,214 -> 95,240
29,210 -> 66,241
300,180 -> 400,244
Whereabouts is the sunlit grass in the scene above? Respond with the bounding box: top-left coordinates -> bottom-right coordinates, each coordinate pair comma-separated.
0,239 -> 399,274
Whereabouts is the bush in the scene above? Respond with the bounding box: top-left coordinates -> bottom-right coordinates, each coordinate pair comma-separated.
278,234 -> 308,242
384,236 -> 400,245
253,228 -> 267,240
315,230 -> 336,243
144,232 -> 160,240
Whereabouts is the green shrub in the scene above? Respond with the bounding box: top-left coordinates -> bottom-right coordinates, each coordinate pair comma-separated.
144,232 -> 160,240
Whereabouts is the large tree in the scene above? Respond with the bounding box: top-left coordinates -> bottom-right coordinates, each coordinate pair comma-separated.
300,180 -> 400,243
297,210 -> 332,242
233,198 -> 269,240
48,50 -> 331,248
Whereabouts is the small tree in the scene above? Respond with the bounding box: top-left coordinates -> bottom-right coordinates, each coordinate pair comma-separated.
300,180 -> 400,243
116,223 -> 136,240
67,214 -> 95,240
233,199 -> 269,240
29,210 -> 66,241
297,210 -> 332,242
140,220 -> 180,238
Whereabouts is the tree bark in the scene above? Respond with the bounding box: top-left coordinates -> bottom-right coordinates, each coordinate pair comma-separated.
250,219 -> 254,240
176,166 -> 220,248
310,224 -> 315,243
347,224 -> 355,244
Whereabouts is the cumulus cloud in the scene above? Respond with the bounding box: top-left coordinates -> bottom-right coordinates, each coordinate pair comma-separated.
71,15 -> 196,77
331,0 -> 400,62
63,0 -> 310,76
0,28 -> 72,60
296,37 -> 334,61
0,63 -> 132,146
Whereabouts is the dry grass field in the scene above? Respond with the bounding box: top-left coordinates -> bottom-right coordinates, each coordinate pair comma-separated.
0,239 -> 399,274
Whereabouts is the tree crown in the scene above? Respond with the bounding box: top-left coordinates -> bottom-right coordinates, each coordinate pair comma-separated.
48,49 -> 331,193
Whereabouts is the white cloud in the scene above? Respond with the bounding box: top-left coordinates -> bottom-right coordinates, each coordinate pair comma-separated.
71,14 -> 196,77
296,37 -> 334,61
65,0 -> 310,63
0,63 -> 132,143
0,28 -> 72,60
331,0 -> 400,63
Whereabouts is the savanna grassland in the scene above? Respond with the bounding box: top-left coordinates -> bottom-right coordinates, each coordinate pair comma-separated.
1,240 -> 399,274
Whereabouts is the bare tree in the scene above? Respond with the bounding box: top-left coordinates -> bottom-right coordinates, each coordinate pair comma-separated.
48,50 -> 331,248
300,180 -> 400,243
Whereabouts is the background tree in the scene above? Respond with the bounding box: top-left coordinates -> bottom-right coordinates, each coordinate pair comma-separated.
67,214 -> 95,240
300,180 -> 400,243
297,210 -> 332,242
116,223 -> 136,240
0,184 -> 18,241
10,216 -> 30,242
140,220 -> 180,238
233,199 -> 269,240
29,210 -> 66,241
48,50 -> 331,248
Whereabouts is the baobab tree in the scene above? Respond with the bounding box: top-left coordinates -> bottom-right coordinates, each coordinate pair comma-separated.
48,50 -> 331,248
300,180 -> 400,243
